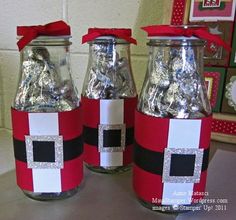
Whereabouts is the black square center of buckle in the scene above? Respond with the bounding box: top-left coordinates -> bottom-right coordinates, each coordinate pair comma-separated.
103,129 -> 122,147
32,141 -> 55,162
170,154 -> 196,177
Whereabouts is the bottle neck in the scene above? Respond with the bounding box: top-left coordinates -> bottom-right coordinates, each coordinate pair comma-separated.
20,37 -> 72,70
21,44 -> 70,65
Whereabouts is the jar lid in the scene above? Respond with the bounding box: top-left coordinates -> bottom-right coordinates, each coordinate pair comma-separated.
141,25 -> 231,51
17,20 -> 71,51
82,28 -> 137,44
147,36 -> 199,40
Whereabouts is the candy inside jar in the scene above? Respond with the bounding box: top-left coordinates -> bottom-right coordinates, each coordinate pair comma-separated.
14,42 -> 78,112
138,38 -> 211,118
83,38 -> 136,99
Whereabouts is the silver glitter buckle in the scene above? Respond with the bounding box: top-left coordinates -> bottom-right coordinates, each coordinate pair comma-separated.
98,124 -> 126,152
162,148 -> 204,183
25,135 -> 64,169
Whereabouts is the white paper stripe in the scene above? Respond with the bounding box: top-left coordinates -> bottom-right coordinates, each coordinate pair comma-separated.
100,152 -> 123,167
167,119 -> 201,149
162,119 -> 202,205
100,99 -> 124,125
162,183 -> 193,205
29,113 -> 59,135
100,100 -> 124,166
28,113 -> 61,193
32,169 -> 61,193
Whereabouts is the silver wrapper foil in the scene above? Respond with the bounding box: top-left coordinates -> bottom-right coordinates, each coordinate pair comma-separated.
138,45 -> 211,118
14,47 -> 78,112
83,43 -> 136,99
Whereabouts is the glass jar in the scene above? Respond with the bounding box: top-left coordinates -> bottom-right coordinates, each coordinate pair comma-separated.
82,28 -> 137,174
12,34 -> 83,200
133,26 -> 212,212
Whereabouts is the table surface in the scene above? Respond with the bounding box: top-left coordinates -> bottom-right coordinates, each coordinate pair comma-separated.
0,129 -> 235,220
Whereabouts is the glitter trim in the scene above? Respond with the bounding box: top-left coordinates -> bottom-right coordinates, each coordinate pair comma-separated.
98,124 -> 126,152
162,148 -> 203,183
25,135 -> 64,169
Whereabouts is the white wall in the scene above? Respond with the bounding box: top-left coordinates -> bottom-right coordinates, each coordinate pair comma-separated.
0,0 -> 170,129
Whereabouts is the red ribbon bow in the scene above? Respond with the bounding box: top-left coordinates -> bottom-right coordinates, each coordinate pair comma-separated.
82,28 -> 137,44
141,25 -> 231,51
17,20 -> 71,51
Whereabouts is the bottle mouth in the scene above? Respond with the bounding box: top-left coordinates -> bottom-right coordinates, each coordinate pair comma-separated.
17,35 -> 71,40
17,35 -> 72,46
88,37 -> 130,45
147,37 -> 206,46
147,36 -> 200,40
145,24 -> 207,43
147,40 -> 205,47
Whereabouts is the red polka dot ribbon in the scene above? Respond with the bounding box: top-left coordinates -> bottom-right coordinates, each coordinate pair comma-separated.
212,118 -> 236,135
171,0 -> 186,25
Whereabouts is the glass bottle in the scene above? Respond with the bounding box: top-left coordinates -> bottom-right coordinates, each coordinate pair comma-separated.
82,28 -> 137,174
12,35 -> 83,200
133,26 -> 212,212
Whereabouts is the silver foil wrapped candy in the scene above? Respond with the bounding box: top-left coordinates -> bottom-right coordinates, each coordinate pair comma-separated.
14,47 -> 77,112
138,44 -> 211,118
83,42 -> 136,99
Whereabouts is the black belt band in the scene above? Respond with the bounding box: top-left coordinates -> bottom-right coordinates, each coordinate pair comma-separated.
134,141 -> 209,176
83,126 -> 134,147
13,135 -> 83,162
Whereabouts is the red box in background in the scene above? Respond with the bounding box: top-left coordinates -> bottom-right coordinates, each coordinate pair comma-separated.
189,0 -> 236,21
204,67 -> 226,112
